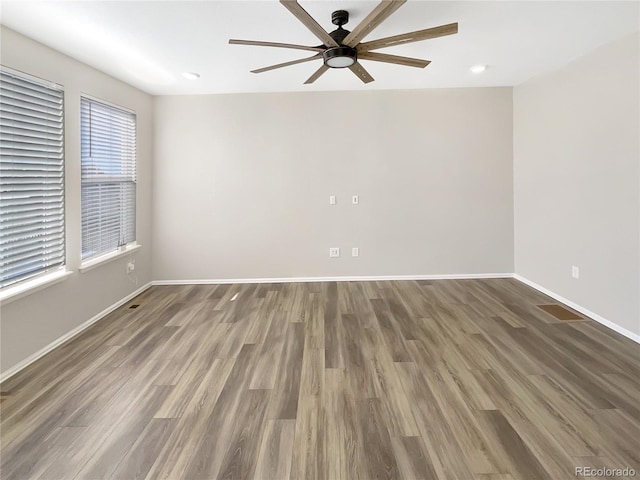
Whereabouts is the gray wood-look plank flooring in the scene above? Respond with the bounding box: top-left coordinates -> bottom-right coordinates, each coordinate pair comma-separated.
1,279 -> 639,480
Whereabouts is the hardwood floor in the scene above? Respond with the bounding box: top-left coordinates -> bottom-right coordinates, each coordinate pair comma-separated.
1,279 -> 639,480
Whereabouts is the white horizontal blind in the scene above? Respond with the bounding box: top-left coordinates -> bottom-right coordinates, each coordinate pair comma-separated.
0,70 -> 65,289
81,97 -> 136,260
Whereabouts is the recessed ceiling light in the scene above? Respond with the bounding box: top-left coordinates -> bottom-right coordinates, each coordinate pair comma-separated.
470,65 -> 486,74
182,72 -> 200,80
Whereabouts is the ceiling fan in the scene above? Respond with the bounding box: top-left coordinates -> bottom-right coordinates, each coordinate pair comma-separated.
229,0 -> 458,84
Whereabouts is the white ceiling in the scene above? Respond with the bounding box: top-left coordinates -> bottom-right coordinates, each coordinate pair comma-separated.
1,1 -> 638,95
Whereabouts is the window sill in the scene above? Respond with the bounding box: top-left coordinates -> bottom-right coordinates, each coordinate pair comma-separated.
0,269 -> 73,305
79,244 -> 141,273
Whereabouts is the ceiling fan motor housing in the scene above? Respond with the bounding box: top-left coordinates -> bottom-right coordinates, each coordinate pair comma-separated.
329,26 -> 350,45
323,10 -> 356,68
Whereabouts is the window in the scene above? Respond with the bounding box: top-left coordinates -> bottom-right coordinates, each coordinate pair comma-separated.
0,69 -> 65,289
81,97 -> 136,261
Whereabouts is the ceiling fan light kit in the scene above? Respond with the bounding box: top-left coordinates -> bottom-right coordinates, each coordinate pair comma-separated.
229,0 -> 459,84
323,46 -> 357,68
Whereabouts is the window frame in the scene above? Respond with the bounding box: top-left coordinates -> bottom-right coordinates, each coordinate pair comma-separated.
79,94 -> 138,268
0,66 -> 69,298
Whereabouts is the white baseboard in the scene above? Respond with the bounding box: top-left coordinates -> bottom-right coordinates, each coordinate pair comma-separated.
152,273 -> 513,286
0,282 -> 152,383
513,274 -> 640,344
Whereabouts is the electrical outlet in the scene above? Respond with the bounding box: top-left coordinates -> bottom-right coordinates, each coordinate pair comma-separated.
329,248 -> 340,258
352,247 -> 359,257
572,266 -> 579,279
127,261 -> 135,274
329,195 -> 336,205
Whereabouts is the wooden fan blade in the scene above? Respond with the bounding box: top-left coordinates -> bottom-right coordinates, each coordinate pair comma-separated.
251,54 -> 323,74
348,62 -> 375,84
357,51 -> 430,68
343,0 -> 406,47
304,64 -> 329,84
280,1 -> 338,47
358,22 -> 458,52
229,39 -> 325,53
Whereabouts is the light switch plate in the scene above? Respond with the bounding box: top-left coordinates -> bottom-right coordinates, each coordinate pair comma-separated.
352,195 -> 359,205
329,248 -> 340,258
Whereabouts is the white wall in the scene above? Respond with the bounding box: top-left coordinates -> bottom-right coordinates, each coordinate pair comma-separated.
514,32 -> 640,336
0,26 -> 154,375
152,88 -> 514,281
